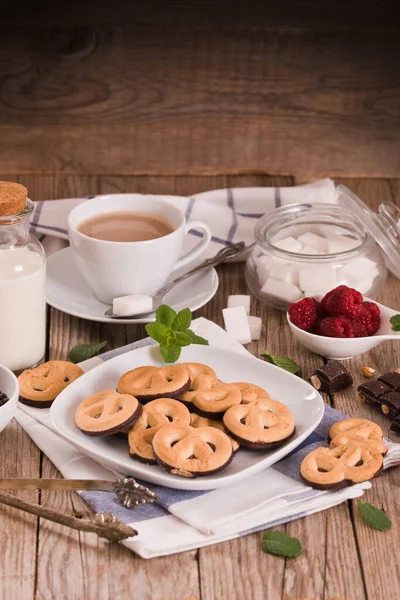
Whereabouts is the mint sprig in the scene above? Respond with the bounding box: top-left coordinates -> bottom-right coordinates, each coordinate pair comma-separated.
261,530 -> 302,558
261,350 -> 301,375
390,314 -> 400,332
358,500 -> 392,531
145,305 -> 209,363
69,341 -> 107,363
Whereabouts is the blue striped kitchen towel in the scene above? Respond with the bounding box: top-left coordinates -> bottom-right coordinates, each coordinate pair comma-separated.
30,178 -> 338,258
14,318 -> 400,558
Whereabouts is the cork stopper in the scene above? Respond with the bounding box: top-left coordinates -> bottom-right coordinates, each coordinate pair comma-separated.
0,181 -> 28,217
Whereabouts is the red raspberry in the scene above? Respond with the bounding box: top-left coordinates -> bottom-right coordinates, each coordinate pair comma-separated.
351,318 -> 369,338
288,298 -> 319,332
319,316 -> 355,338
320,285 -> 348,313
325,286 -> 363,318
358,301 -> 381,335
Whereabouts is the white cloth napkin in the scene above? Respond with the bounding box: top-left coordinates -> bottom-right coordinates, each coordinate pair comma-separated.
14,318 -> 400,558
31,178 -> 338,259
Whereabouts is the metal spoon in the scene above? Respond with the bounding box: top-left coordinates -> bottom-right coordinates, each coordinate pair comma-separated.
104,241 -> 247,319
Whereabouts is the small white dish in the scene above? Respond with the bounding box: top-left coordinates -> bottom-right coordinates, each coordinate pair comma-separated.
46,247 -> 219,324
287,298 -> 400,360
0,364 -> 19,434
50,345 -> 324,491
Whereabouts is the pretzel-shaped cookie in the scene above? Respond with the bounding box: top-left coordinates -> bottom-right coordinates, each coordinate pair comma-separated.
190,382 -> 242,418
19,361 -> 84,408
233,382 -> 271,404
129,398 -> 191,463
117,365 -> 190,402
223,397 -> 295,449
152,422 -> 233,477
75,390 -> 143,436
300,442 -> 383,490
329,418 -> 387,456
190,413 -> 240,453
179,363 -> 218,408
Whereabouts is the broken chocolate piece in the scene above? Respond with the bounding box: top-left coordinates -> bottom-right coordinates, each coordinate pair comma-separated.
390,417 -> 400,435
378,371 -> 400,391
310,360 -> 353,394
378,391 -> 400,419
357,379 -> 391,401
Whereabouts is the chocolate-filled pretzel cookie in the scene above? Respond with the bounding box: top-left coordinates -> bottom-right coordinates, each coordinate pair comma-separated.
329,418 -> 387,456
300,442 -> 383,490
18,361 -> 84,408
129,398 -> 191,463
152,422 -> 233,477
117,365 -> 190,402
75,390 -> 142,436
233,382 -> 270,404
179,363 -> 218,409
190,413 -> 240,453
223,397 -> 295,449
190,382 -> 241,418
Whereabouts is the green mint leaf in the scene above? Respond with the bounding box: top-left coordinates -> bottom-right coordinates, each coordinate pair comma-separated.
156,304 -> 177,327
261,351 -> 301,375
186,329 -> 209,346
160,344 -> 181,363
389,314 -> 400,332
69,341 -> 107,364
261,530 -> 302,558
358,501 -> 392,531
175,331 -> 193,347
145,322 -> 171,344
171,307 -> 192,332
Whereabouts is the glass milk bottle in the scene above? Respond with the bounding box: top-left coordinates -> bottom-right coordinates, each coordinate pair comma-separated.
0,182 -> 46,372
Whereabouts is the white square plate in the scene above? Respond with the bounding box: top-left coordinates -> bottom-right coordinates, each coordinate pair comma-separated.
50,345 -> 324,490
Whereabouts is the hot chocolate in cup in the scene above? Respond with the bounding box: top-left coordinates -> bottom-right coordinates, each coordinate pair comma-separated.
68,195 -> 212,305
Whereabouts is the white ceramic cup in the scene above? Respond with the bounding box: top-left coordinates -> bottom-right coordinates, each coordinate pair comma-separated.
68,194 -> 212,304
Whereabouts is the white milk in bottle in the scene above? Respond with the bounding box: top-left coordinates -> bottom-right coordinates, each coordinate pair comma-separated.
0,182 -> 46,372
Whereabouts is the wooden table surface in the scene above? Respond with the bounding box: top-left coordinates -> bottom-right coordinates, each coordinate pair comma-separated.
0,173 -> 399,600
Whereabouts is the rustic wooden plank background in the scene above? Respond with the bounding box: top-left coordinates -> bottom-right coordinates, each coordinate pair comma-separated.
0,0 -> 399,177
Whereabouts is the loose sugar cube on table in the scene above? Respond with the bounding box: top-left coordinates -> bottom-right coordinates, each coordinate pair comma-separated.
248,316 -> 262,340
222,306 -> 252,344
227,295 -> 251,315
261,277 -> 303,304
297,232 -> 327,253
272,236 -> 303,253
299,266 -> 337,293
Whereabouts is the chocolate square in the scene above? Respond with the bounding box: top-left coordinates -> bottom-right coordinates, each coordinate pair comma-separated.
378,371 -> 400,391
378,391 -> 400,419
311,360 -> 353,394
358,379 -> 391,400
390,417 -> 400,435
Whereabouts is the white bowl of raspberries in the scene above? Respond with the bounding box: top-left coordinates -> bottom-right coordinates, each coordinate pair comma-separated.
287,285 -> 400,359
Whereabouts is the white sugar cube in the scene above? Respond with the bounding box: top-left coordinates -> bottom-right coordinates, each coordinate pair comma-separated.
297,244 -> 320,255
248,316 -> 262,340
299,266 -> 337,293
341,257 -> 378,280
227,295 -> 251,315
269,262 -> 299,287
113,294 -> 153,316
326,235 -> 360,254
261,277 -> 303,304
256,255 -> 273,285
297,232 -> 327,253
272,236 -> 303,253
222,306 -> 252,344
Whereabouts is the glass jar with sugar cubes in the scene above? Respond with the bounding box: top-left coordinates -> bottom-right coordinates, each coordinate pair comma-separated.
245,185 -> 400,311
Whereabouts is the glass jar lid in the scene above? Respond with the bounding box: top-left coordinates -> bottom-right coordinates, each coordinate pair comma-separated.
337,185 -> 400,279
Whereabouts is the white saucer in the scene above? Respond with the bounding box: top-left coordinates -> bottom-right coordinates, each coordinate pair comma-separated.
46,247 -> 219,324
